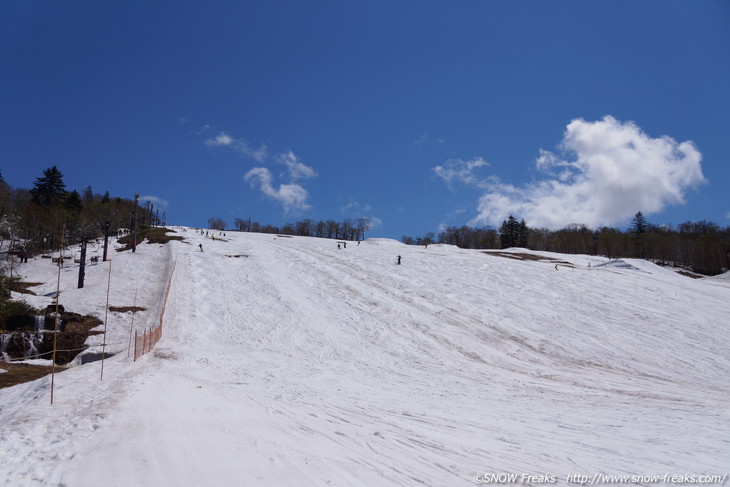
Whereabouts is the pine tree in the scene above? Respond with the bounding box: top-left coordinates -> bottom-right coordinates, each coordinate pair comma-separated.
64,189 -> 83,214
82,185 -> 94,202
630,211 -> 648,235
499,216 -> 520,248
517,219 -> 530,248
30,166 -> 67,207
0,171 -> 10,220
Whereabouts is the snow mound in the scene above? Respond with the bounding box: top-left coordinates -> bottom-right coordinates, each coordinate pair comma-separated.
363,237 -> 403,245
706,270 -> 730,281
595,259 -> 649,273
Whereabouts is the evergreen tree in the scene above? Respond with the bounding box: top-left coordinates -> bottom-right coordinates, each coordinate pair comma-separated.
0,171 -> 10,221
82,185 -> 94,202
101,191 -> 110,203
499,216 -> 520,248
30,166 -> 67,207
517,219 -> 530,248
64,189 -> 83,213
630,211 -> 648,235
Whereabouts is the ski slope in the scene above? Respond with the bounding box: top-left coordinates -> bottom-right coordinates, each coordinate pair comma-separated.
1,228 -> 729,486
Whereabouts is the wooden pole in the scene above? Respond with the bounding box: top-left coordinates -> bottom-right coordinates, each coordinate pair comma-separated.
100,259 -> 112,380
127,288 -> 138,359
50,224 -> 65,405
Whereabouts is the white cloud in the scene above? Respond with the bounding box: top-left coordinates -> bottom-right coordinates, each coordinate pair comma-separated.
433,157 -> 491,189
338,201 -> 381,230
206,132 -> 268,163
415,134 -> 446,147
205,132 -> 233,146
207,130 -> 318,213
244,167 -> 311,213
366,216 -> 383,229
139,195 -> 169,208
277,151 -> 317,180
340,200 -> 373,214
461,116 -> 705,229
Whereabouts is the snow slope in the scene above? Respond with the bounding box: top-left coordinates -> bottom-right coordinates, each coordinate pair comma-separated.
1,229 -> 728,486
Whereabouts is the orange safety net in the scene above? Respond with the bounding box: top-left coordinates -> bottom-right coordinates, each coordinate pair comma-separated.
133,260 -> 176,361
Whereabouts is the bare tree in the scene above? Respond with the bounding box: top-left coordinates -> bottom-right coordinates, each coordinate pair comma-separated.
208,217 -> 226,230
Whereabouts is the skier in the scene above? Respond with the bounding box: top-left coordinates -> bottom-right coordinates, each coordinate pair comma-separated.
199,244 -> 204,252
397,255 -> 401,265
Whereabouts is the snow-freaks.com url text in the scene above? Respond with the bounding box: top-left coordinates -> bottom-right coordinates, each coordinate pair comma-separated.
473,473 -> 728,484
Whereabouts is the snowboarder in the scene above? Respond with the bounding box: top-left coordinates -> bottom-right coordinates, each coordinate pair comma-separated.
397,255 -> 401,265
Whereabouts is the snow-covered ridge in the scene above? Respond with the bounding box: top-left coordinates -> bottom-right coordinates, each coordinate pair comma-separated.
1,228 -> 728,486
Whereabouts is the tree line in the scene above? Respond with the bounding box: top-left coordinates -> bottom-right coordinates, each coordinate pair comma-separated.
403,212 -> 730,276
7,167 -> 724,276
208,216 -> 374,241
0,167 -> 160,255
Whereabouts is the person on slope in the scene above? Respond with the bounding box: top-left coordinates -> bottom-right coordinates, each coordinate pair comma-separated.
199,244 -> 204,252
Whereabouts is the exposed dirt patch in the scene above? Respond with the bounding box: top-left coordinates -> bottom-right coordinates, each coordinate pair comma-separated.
0,362 -> 56,389
109,306 -> 147,313
9,281 -> 43,296
117,227 -> 184,251
676,270 -> 704,279
483,251 -> 575,266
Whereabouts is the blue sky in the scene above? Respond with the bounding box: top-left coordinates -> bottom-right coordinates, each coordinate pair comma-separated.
2,0 -> 729,239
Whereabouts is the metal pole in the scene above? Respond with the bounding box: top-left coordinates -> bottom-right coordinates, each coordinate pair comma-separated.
77,240 -> 87,288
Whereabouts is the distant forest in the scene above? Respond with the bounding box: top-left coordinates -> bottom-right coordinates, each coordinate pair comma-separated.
419,213 -> 730,276
0,167 -> 161,255
211,212 -> 730,276
207,216 -> 374,243
4,167 -> 725,277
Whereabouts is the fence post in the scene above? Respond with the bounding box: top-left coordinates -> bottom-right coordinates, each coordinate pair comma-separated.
133,330 -> 138,362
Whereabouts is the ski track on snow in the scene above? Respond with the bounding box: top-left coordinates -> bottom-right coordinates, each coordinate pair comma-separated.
1,230 -> 728,486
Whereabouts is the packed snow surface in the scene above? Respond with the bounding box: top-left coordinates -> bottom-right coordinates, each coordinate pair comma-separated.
1,229 -> 728,486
